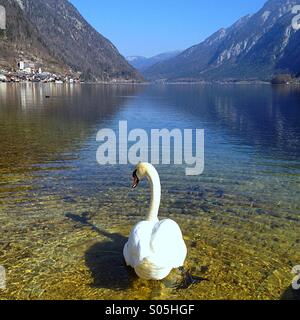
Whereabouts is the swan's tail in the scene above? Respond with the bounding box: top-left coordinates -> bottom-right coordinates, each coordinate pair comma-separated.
134,258 -> 172,280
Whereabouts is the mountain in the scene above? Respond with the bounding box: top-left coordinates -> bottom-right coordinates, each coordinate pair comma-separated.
144,0 -> 300,81
126,56 -> 150,71
0,0 -> 141,81
127,51 -> 181,71
0,0 -> 62,72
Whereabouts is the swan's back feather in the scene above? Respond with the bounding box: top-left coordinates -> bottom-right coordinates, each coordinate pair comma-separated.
150,219 -> 187,267
123,221 -> 155,267
123,219 -> 187,280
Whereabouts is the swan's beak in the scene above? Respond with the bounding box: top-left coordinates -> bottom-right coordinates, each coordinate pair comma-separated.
132,170 -> 140,189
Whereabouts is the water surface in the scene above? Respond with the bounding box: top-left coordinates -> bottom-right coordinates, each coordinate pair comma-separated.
0,83 -> 299,300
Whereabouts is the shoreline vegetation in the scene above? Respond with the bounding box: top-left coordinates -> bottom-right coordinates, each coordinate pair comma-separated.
0,80 -> 300,86
0,68 -> 299,85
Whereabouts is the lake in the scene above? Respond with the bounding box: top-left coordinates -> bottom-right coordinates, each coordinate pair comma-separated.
0,83 -> 299,300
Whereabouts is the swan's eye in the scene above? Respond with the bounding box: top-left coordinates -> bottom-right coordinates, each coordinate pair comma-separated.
132,170 -> 140,189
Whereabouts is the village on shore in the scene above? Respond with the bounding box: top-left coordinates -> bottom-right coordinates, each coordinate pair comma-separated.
1,61 -> 299,86
0,61 -> 82,84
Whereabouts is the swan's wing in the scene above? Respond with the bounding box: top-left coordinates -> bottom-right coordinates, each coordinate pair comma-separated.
150,219 -> 187,269
123,221 -> 156,268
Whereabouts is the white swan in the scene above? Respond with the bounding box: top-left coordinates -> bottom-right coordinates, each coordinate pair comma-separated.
123,162 -> 187,280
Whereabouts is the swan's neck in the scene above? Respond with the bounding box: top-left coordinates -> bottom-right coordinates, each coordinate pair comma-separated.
146,167 -> 161,222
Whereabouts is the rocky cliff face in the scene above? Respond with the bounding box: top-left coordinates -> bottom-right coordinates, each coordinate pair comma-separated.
0,0 -> 61,72
0,0 -> 141,81
145,0 -> 300,81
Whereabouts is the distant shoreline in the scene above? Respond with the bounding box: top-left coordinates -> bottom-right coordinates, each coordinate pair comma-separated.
1,80 -> 300,86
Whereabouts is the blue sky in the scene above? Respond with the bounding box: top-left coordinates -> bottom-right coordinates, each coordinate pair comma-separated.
70,0 -> 267,58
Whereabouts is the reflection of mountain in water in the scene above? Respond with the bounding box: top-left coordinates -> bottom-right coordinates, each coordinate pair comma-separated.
150,85 -> 300,160
0,83 -> 142,174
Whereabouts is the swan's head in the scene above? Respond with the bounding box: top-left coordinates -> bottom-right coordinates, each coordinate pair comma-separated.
132,162 -> 152,189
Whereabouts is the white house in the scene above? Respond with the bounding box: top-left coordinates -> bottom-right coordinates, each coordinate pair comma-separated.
18,61 -> 36,73
24,67 -> 32,74
0,5 -> 6,30
19,61 -> 25,70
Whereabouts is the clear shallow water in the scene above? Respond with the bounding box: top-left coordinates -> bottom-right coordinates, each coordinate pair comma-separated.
0,83 -> 299,300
